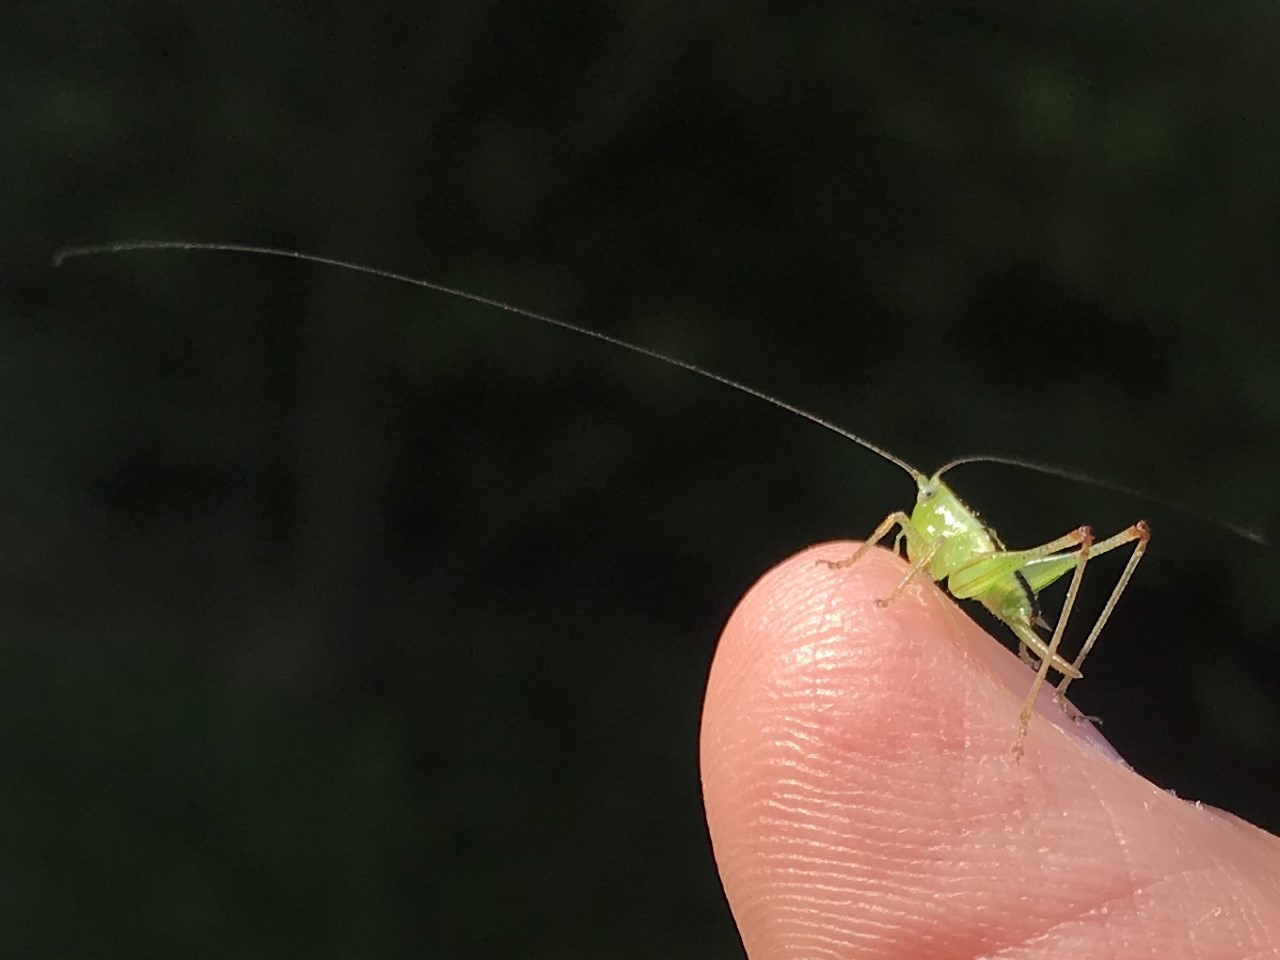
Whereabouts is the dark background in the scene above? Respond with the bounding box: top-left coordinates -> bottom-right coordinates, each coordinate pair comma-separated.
5,2 -> 1280,957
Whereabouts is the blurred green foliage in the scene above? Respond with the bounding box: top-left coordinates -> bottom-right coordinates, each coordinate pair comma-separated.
4,1 -> 1280,956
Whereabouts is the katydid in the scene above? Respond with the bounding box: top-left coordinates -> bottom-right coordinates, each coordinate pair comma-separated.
56,240 -> 1157,755
822,466 -> 1148,756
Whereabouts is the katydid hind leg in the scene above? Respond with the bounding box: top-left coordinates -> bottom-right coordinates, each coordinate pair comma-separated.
1015,527 -> 1095,758
1019,519 -> 1149,594
1009,619 -> 1082,681
1056,521 -> 1150,698
942,526 -> 1094,681
946,526 -> 1095,602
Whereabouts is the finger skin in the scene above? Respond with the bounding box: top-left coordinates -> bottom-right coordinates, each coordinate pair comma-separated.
700,542 -> 1280,960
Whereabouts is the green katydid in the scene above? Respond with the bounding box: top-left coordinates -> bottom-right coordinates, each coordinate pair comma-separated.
821,463 -> 1148,756
56,240 -> 1167,755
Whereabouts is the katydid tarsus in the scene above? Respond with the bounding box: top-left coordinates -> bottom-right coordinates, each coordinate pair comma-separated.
57,241 -> 1166,756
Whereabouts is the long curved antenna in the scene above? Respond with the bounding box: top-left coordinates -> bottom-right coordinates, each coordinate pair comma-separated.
54,240 -> 926,482
937,453 -> 1267,545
